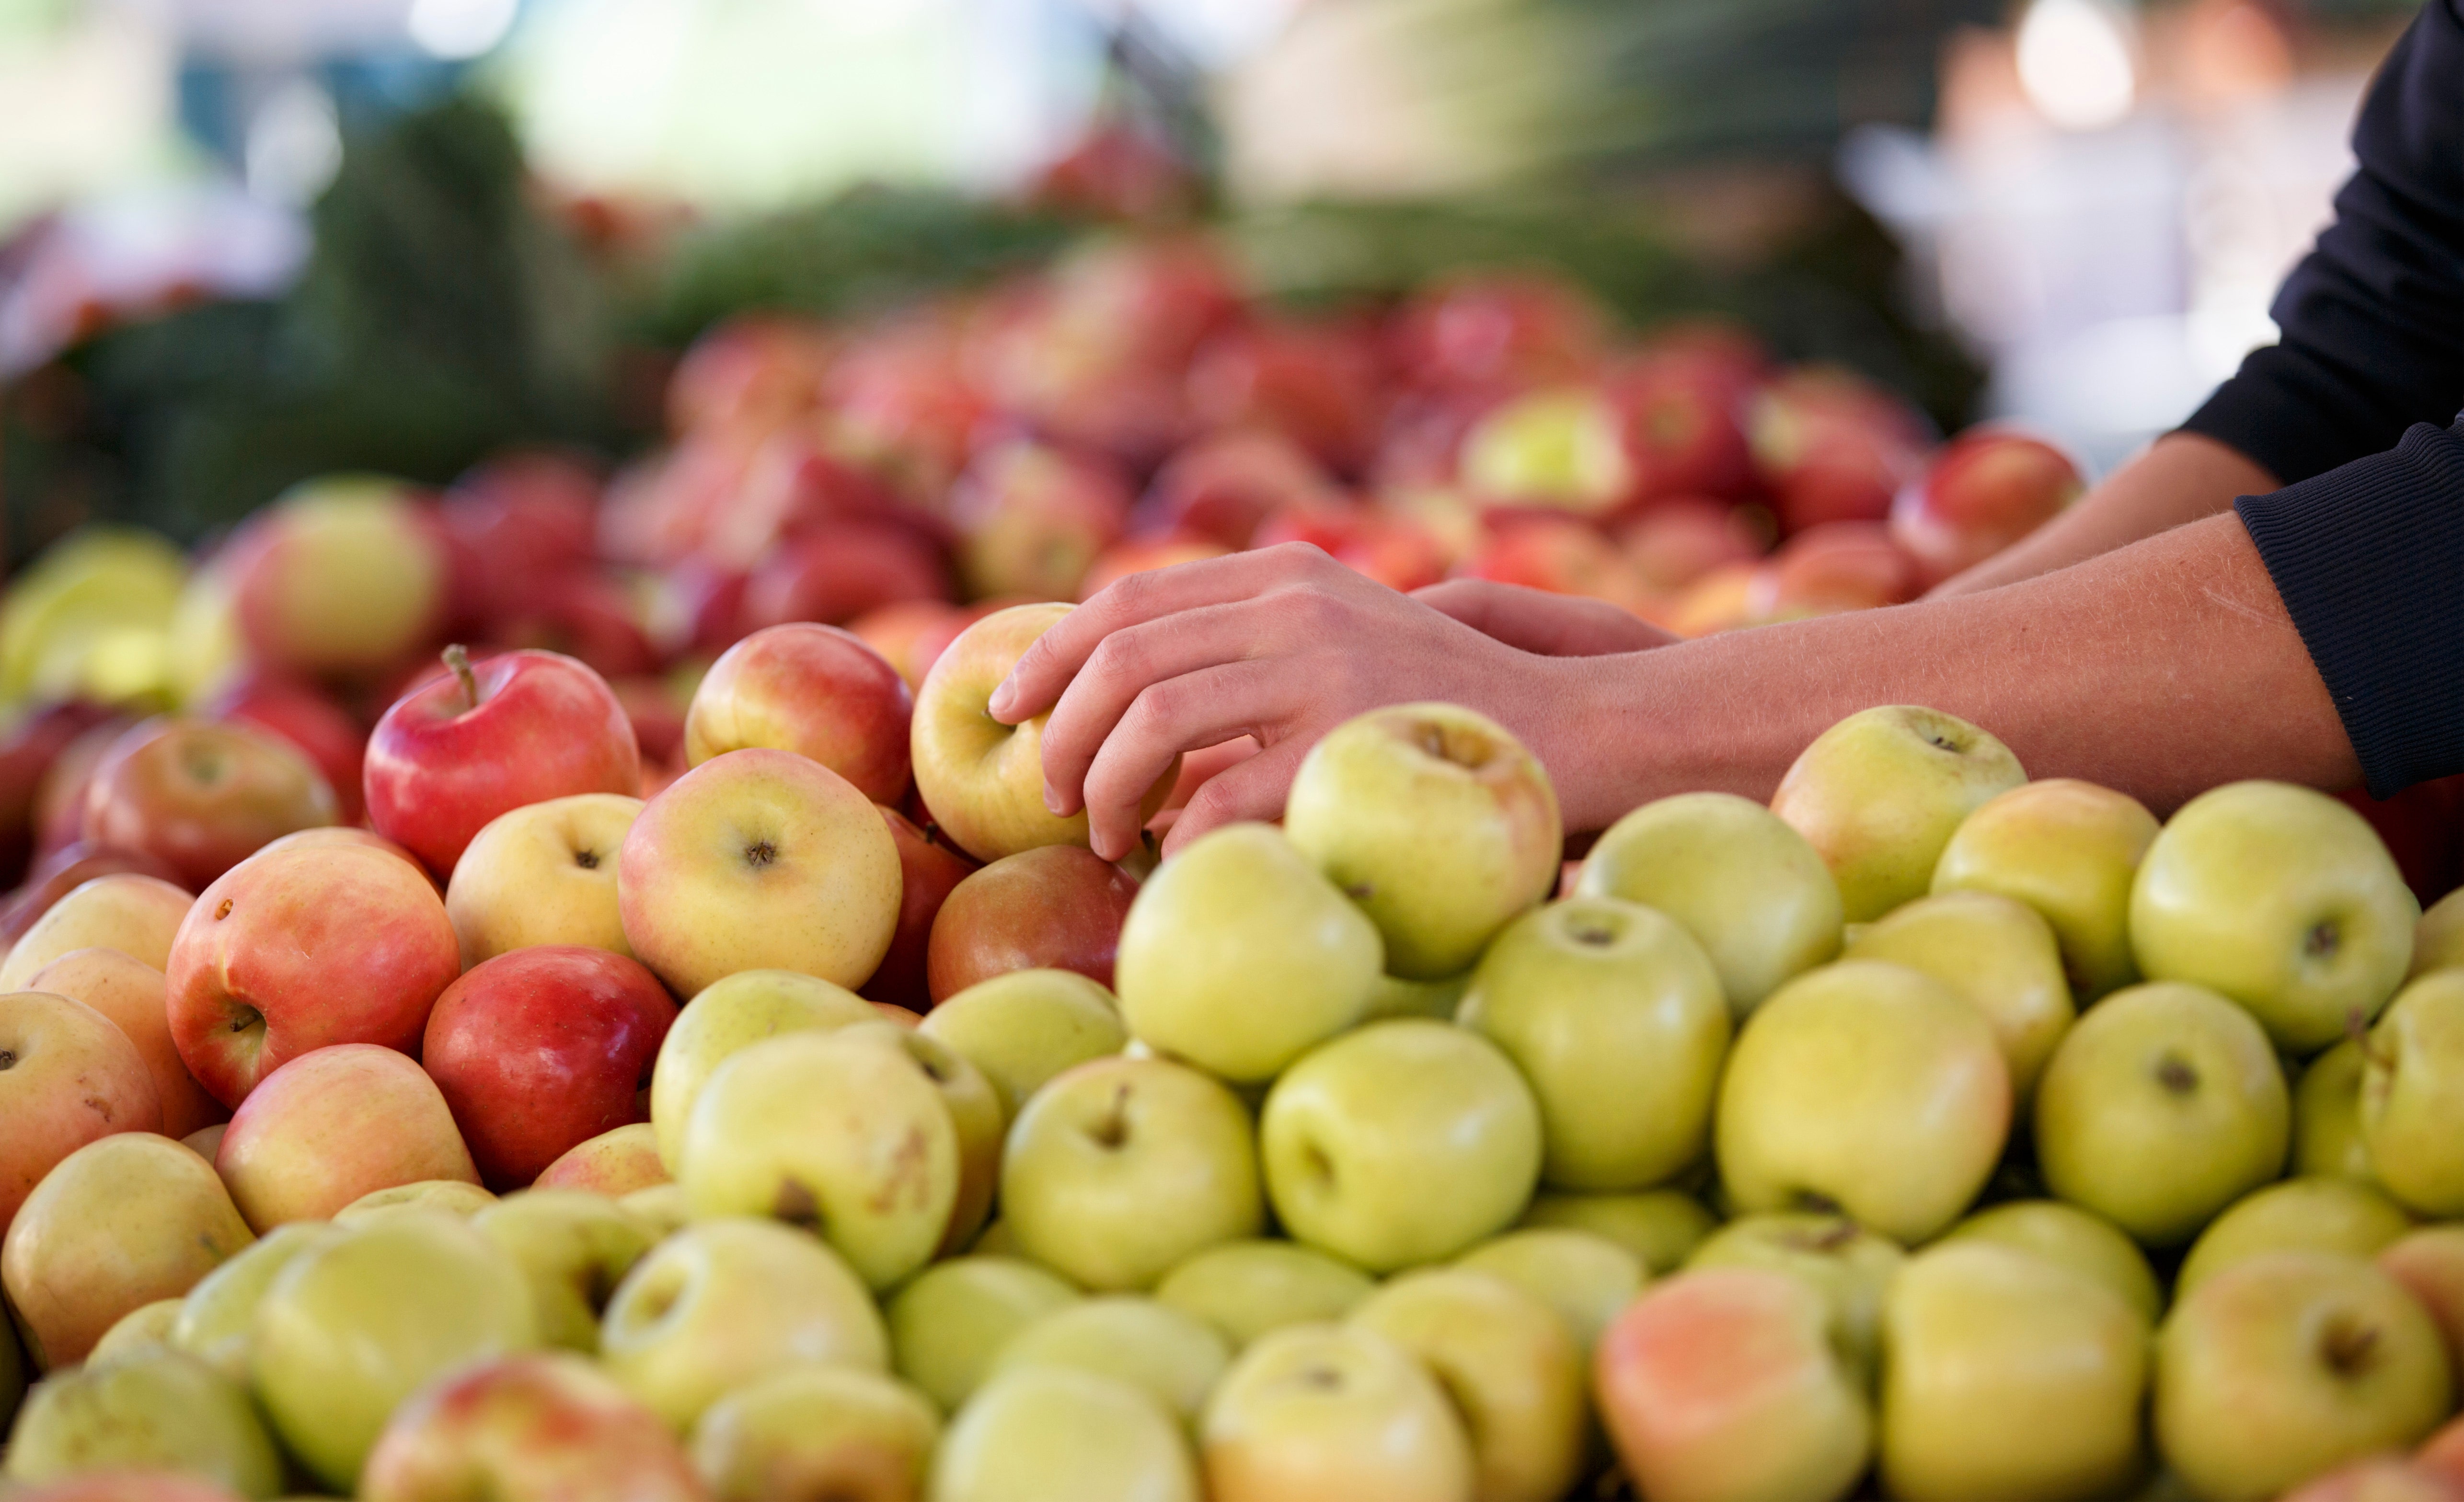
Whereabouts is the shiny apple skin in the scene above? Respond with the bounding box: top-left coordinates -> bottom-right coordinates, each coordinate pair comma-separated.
80,718 -> 340,891
685,623 -> 914,804
864,806 -> 979,1012
925,845 -> 1139,1004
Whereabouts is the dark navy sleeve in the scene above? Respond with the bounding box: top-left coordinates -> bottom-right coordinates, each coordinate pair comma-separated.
2180,0 -> 2464,484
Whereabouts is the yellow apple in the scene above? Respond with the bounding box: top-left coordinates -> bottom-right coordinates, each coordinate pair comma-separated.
87,1296 -> 182,1363
2176,1178 -> 2412,1300
648,967 -> 876,1169
1350,1268 -> 1587,1502
1685,1212 -> 1907,1376
0,872 -> 194,988
334,1178 -> 499,1223
444,792 -> 643,966
2296,1040 -> 2378,1181
989,1296 -> 1231,1424
168,1220 -> 336,1380
690,1363 -> 940,1502
471,1189 -> 660,1353
1930,778 -> 2159,998
931,1366 -> 1200,1502
886,1254 -> 1082,1411
1519,1189 -> 1718,1274
1153,1239 -> 1377,1351
1199,1322 -> 1475,1502
2,1345 -> 283,1498
918,968 -> 1127,1123
2415,887 -> 2464,980
1454,1227 -> 1644,1353
224,476 -> 447,675
1939,1199 -> 2161,1324
1842,890 -> 2072,1099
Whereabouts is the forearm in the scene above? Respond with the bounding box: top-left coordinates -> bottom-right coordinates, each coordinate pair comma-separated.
1533,513 -> 2355,831
1929,433 -> 2279,597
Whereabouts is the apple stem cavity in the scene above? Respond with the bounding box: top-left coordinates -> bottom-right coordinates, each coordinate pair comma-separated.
0,1049 -> 14,1070
2321,1314 -> 2381,1377
1090,1085 -> 1133,1150
2306,919 -> 2342,961
744,839 -> 778,869
444,643 -> 480,712
2154,1055 -> 2199,1095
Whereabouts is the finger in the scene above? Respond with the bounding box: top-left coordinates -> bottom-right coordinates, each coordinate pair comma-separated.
1080,659 -> 1301,860
1414,579 -> 1668,656
1410,578 -> 1508,634
1159,737 -> 1313,858
990,543 -> 1339,722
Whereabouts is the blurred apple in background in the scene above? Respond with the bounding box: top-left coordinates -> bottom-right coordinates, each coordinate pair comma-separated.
1610,346 -> 1758,503
950,441 -> 1133,602
1185,319 -> 1387,474
1459,386 -> 1639,516
79,719 -> 338,891
1750,367 -> 1930,535
1252,509 -> 1449,593
0,869 -> 192,987
437,450 -> 601,622
1139,430 -> 1346,550
850,598 -> 989,691
1079,536 -> 1233,601
1616,499 -> 1766,596
665,314 -> 832,437
1390,271 -> 1605,403
359,1353 -> 703,1502
201,673 -> 369,825
739,518 -> 953,631
31,715 -> 139,862
214,1044 -> 478,1230
0,990 -> 163,1237
494,570 -> 663,682
1749,521 -> 1918,619
926,844 -> 1139,1003
0,700 -> 121,883
0,841 -> 182,950
29,947 -> 224,1139
1452,515 -> 1652,614
223,477 -> 449,677
534,1122 -> 669,1198
684,622 -> 913,803
1890,430 -> 2083,588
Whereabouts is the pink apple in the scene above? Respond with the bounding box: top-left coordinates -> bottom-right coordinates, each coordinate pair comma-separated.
951,441 -> 1134,602
31,715 -> 138,863
1389,272 -> 1606,401
360,1353 -> 705,1502
1750,368 -> 1930,535
1185,317 -> 1386,472
924,845 -> 1139,1003
490,569 -> 660,681
0,700 -> 115,885
0,841 -> 184,952
202,673 -> 370,826
739,519 -> 953,633
849,599 -> 988,691
80,718 -> 339,891
165,841 -> 462,1108
1609,347 -> 1758,503
1452,516 -> 1651,612
1890,429 -> 2083,587
863,806 -> 979,1012
215,1043 -> 478,1229
1077,537 -> 1234,602
1616,498 -> 1768,594
0,989 -> 162,1238
439,450 -> 600,628
365,647 -> 642,877
533,1123 -> 668,1197
1748,521 -> 1919,619
684,623 -> 913,803
1139,430 -> 1346,550
1250,509 -> 1448,594
666,314 -> 833,437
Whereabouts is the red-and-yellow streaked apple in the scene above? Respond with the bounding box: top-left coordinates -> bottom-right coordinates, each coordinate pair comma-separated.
534,1122 -> 668,1197
0,989 -> 161,1238
28,948 -> 222,1139
443,792 -> 642,967
684,622 -> 914,804
358,1352 -> 704,1502
214,1044 -> 479,1230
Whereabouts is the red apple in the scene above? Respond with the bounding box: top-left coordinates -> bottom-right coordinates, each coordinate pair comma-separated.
422,946 -> 678,1190
740,519 -> 953,631
366,647 -> 642,878
440,450 -> 601,627
214,1043 -> 478,1229
494,570 -> 661,681
1252,509 -> 1448,594
0,700 -> 115,886
1452,516 -> 1652,612
610,676 -> 690,769
80,718 -> 339,891
0,989 -> 162,1238
863,806 -> 979,1012
1611,351 -> 1759,504
32,716 -> 139,861
1140,430 -> 1347,550
361,1353 -> 706,1502
1390,272 -> 1606,401
166,841 -> 463,1108
849,599 -> 987,691
924,845 -> 1139,1004
0,841 -> 184,951
825,314 -> 993,499
684,623 -> 913,803
1890,429 -> 2083,587
664,558 -> 754,658
202,673 -> 369,825
1749,520 -> 1918,619
1616,498 -> 1768,593
950,441 -> 1133,601
667,314 -> 833,438
1077,537 -> 1233,602
1750,368 -> 1930,534
1186,317 -> 1386,473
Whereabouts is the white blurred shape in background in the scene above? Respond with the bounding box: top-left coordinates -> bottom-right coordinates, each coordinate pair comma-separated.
243,75 -> 343,206
2016,0 -> 2138,130
408,0 -> 519,59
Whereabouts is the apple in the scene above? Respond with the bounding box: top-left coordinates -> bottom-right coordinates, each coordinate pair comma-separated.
1351,1268 -> 1588,1502
366,646 -> 642,878
933,1365 -> 1200,1502
1,1133 -> 252,1369
739,519 -> 954,631
886,1254 -> 1081,1411
1454,1227 -> 1644,1353
618,747 -> 900,997
2380,1226 -> 2464,1373
1520,1189 -> 1719,1274
1889,429 -> 2083,587
2034,982 -> 2289,1246
2132,780 -> 2417,1053
1,1346 -> 283,1498
443,792 -> 643,967
623,1182 -> 690,1237
0,842 -> 182,952
1458,385 -> 1638,514
1001,1054 -> 1264,1291
1080,537 -> 1236,600
1746,522 -> 1917,619
0,1475 -> 253,1502
1199,1319 -> 1473,1502
1716,960 -> 2010,1244
0,989 -> 161,1238
2280,1458 -> 2464,1502
1877,1241 -> 2147,1502
1182,323 -> 1384,475
647,967 -> 876,1170
1769,705 -> 2027,923
253,823 -> 429,872
910,602 -> 1177,863
1749,368 -> 1928,535
1842,890 -> 2073,1098
689,1363 -> 940,1502
1939,1199 -> 2161,1324
1574,792 -> 1842,1013
2155,1251 -> 2451,1502
0,701 -> 118,884
851,598 -> 984,691
0,871 -> 192,989
1617,499 -> 1766,594
26,949 -> 223,1140
223,476 -> 448,675
685,623 -> 914,804
249,1209 -> 541,1492
2418,888 -> 2464,980
359,1352 -> 704,1502
675,1028 -> 959,1290
422,945 -> 678,1190
1458,895 -> 1729,1190
74,718 -> 337,894
860,1023 -> 1007,1256
534,1121 -> 670,1197
918,967 -> 1127,1122
2177,1177 -> 2415,1298
1364,968 -> 1471,1023
214,1044 -> 478,1230
1114,823 -> 1381,1083
86,1298 -> 181,1364
1152,1239 -> 1378,1351
167,1221 -> 336,1380
990,1296 -> 1231,1424
599,1216 -> 889,1431
202,672 -> 369,826
863,805 -> 978,1011
1594,1267 -> 1874,1502
1255,507 -> 1451,593
926,844 -> 1140,1003
950,441 -> 1133,601
335,1178 -> 499,1223
2296,1040 -> 2378,1180
1931,778 -> 2160,1001
30,718 -> 141,867
2361,972 -> 2464,1215
166,841 -> 461,1108
1260,1020 -> 1541,1273
1684,1213 -> 1908,1374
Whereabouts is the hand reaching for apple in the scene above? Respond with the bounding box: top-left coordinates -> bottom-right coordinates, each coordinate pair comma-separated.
989,545 -> 1673,861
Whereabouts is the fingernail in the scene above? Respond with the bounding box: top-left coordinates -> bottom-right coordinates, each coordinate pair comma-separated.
988,682 -> 1015,719
1044,785 -> 1066,815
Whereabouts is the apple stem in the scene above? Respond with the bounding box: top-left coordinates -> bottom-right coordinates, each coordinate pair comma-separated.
444,644 -> 479,712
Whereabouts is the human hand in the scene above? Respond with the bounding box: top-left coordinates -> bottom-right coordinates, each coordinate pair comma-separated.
1413,578 -> 1678,655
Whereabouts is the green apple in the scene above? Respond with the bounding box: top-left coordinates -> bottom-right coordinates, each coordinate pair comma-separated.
623,1182 -> 691,1237
864,1024 -> 1004,1256
1878,1241 -> 2148,1502
929,1366 -> 1199,1502
87,1297 -> 183,1364
690,1364 -> 940,1502
887,1255 -> 1082,1411
1261,1019 -> 1541,1273
648,967 -> 877,1169
1594,1267 -> 1873,1502
1199,1322 -> 1474,1502
1715,960 -> 2010,1244
2155,1251 -> 2450,1502
2377,1225 -> 2464,1375
1113,823 -> 1382,1083
2131,781 -> 2417,1053
2416,887 -> 2464,980
1,1132 -> 254,1369
1518,1189 -> 1717,1274
1350,1268 -> 1587,1502
599,1216 -> 888,1431
2360,971 -> 2464,1216
1769,705 -> 2026,922
1939,1199 -> 2161,1324
250,1209 -> 541,1492
1457,895 -> 1729,1191
1283,703 -> 1561,980
1454,1227 -> 1643,1353
1684,1212 -> 1907,1375
1842,890 -> 2073,1098
1363,970 -> 1471,1022
2,1346 -> 283,1498
677,1027 -> 959,1291
919,968 -> 1127,1122
2033,981 -> 2290,1246
470,1189 -> 660,1353
169,1222 -> 337,1381
1153,1240 -> 1377,1351
1574,791 -> 1842,1013
334,1178 -> 499,1224
358,1352 -> 706,1502
990,1296 -> 1231,1424
1001,1055 -> 1263,1292
2176,1177 -> 2413,1301
2296,1040 -> 2377,1181
1930,777 -> 2160,999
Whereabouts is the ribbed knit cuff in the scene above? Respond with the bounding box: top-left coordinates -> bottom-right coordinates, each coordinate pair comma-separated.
2235,422 -> 2464,797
